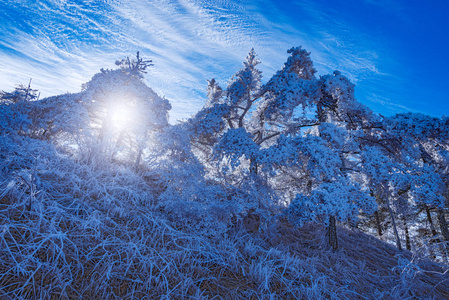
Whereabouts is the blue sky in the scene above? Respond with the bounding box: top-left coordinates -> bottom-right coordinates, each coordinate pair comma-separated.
0,0 -> 448,122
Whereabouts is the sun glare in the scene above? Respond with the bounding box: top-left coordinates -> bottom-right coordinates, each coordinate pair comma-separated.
110,103 -> 133,130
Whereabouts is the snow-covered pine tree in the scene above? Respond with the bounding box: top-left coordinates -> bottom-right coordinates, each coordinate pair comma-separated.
383,113 -> 449,247
191,47 -> 378,248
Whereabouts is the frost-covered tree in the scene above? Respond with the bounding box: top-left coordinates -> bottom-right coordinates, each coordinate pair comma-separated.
226,48 -> 262,129
187,50 -> 270,209
188,49 -> 262,151
284,123 -> 376,250
186,47 -> 378,248
354,112 -> 449,254
0,79 -> 39,104
360,145 -> 412,250
0,80 -> 41,136
382,113 -> 449,243
250,47 -> 318,145
1,53 -> 171,171
80,62 -> 171,165
114,51 -> 153,78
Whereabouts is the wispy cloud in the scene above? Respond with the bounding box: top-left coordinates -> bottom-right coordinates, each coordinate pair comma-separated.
366,93 -> 418,115
0,0 -> 395,121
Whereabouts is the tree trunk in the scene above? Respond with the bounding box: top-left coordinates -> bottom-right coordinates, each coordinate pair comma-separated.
436,208 -> 449,262
327,215 -> 338,251
437,208 -> 449,242
374,210 -> 382,237
425,206 -> 441,258
134,147 -> 143,170
387,202 -> 402,251
426,206 -> 438,237
404,220 -> 411,251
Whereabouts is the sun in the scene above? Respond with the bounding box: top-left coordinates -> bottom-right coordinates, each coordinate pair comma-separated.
109,103 -> 133,130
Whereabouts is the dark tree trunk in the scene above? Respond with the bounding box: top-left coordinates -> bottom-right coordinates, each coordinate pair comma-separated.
425,206 -> 441,258
327,215 -> 338,251
426,206 -> 438,237
404,220 -> 411,251
387,202 -> 402,251
437,208 -> 449,242
374,210 -> 382,237
436,208 -> 449,261
134,147 -> 143,170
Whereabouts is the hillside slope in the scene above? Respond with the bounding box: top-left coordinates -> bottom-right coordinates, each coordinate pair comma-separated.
1,141 -> 448,300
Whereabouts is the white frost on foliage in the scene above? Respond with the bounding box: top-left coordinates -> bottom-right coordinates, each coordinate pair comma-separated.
214,127 -> 260,169
288,178 -> 376,226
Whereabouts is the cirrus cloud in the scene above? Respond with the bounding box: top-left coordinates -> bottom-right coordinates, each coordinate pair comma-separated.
0,0 -> 400,121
